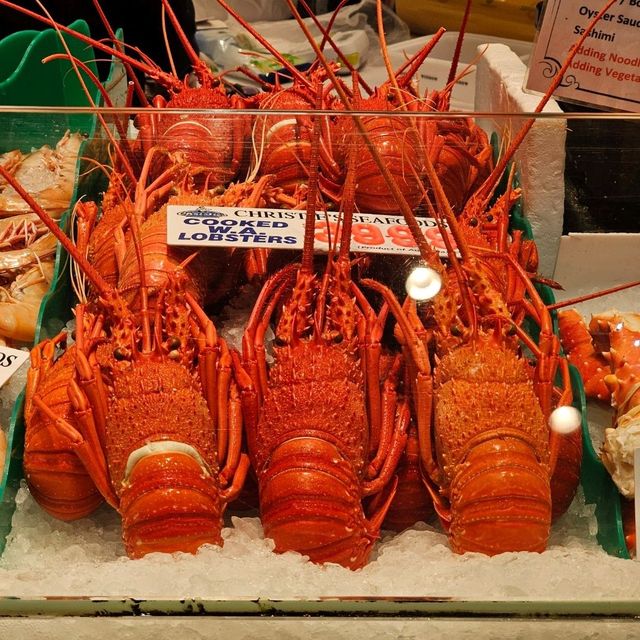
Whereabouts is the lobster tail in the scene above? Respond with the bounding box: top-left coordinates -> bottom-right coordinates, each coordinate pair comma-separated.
259,438 -> 378,570
551,429 -> 582,521
382,430 -> 435,532
449,437 -> 552,555
25,455 -> 103,522
119,451 -> 223,558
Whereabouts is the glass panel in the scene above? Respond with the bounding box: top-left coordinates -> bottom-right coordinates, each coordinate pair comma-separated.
0,103 -> 637,617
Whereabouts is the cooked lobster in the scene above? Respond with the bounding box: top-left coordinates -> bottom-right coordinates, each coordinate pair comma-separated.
232,107 -> 431,569
1,164 -> 249,558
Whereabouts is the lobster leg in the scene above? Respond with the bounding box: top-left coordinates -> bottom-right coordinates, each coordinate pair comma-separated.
31,393 -> 117,508
217,375 -> 250,507
366,352 -> 402,478
186,291 -> 248,496
363,399 -> 410,496
242,266 -> 298,405
559,309 -> 611,402
24,332 -> 66,422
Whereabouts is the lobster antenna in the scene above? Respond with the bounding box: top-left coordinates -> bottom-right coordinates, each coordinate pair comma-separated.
90,0 -> 148,106
298,0 -> 374,95
0,164 -> 113,297
395,28 -> 447,92
125,169 -> 156,354
473,0 -> 619,205
446,0 -> 472,87
32,0 -> 137,186
301,88 -> 325,274
213,0 -> 312,89
284,0 -> 441,272
373,0 -> 458,258
337,78 -> 360,260
161,3 -> 179,78
548,279 -> 640,311
160,0 -> 201,70
0,0 -> 181,90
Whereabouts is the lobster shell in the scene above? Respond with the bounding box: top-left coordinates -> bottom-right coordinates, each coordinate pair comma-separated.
251,341 -> 378,569
434,340 -> 552,554
25,345 -> 103,521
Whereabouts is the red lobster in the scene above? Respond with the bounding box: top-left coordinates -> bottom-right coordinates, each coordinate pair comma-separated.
232,107 -> 430,569
2,165 -> 249,558
389,163 -> 576,553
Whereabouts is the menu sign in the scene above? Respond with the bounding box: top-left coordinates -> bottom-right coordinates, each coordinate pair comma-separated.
0,346 -> 29,390
526,0 -> 640,111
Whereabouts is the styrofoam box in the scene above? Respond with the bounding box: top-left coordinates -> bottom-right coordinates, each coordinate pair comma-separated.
474,43 -> 565,278
361,31 -> 532,111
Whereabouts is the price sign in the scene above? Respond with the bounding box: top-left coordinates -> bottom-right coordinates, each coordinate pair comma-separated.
526,0 -> 640,111
0,346 -> 30,390
166,205 -> 456,257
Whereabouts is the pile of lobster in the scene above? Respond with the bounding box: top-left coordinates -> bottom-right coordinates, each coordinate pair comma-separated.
0,0 -> 619,568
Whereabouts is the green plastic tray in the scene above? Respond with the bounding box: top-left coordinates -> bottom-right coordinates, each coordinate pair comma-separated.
576,367 -> 629,558
0,19 -> 106,148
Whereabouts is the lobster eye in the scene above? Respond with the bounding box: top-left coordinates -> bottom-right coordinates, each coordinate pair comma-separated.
333,333 -> 343,344
167,336 -> 181,350
468,217 -> 479,227
113,347 -> 128,361
450,324 -> 462,337
486,214 -> 494,222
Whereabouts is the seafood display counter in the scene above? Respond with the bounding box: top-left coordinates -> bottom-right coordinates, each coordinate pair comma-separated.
0,106 -> 638,640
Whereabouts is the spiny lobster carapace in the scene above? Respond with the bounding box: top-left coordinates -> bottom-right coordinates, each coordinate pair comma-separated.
1,164 -> 249,558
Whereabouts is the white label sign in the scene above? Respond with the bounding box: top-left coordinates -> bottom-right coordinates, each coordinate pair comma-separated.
166,205 -> 456,257
0,346 -> 29,390
526,0 -> 640,111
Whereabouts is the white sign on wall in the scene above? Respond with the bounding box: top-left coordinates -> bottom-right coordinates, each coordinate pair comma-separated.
526,0 -> 640,111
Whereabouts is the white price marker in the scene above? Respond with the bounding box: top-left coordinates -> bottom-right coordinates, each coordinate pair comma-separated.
0,346 -> 29,390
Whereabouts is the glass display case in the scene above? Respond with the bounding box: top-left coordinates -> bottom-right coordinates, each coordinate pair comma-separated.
0,6 -> 638,635
0,105 -> 638,639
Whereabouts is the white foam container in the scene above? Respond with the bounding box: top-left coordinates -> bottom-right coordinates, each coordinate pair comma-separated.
361,31 -> 532,111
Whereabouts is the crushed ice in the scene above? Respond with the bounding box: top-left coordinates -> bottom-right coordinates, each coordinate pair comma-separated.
0,482 -> 637,601
0,277 -> 637,601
